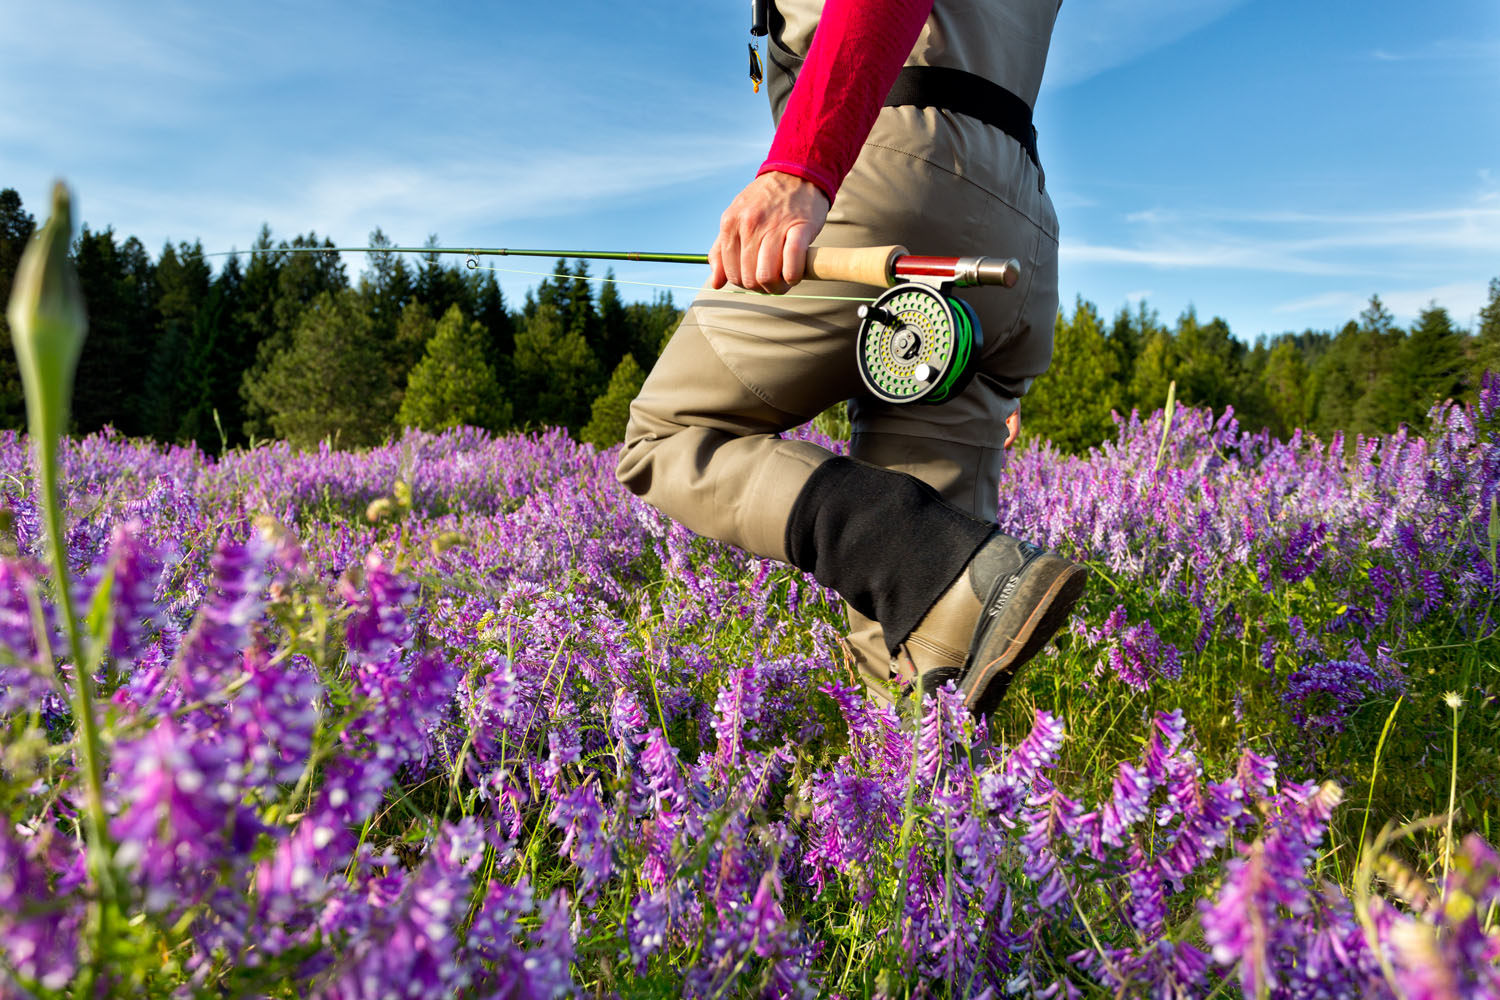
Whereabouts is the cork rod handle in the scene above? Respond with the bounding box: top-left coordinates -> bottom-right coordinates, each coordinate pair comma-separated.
802,245 -> 908,288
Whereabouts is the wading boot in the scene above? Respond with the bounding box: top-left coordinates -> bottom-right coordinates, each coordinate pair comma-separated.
900,531 -> 1087,716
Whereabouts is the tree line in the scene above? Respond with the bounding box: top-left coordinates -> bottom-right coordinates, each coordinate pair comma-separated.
2,186 -> 1497,455
0,187 -> 680,452
1025,284 -> 1500,453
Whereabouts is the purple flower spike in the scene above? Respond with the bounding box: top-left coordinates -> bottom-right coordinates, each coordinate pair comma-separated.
228,647 -> 320,791
0,824 -> 80,991
548,778 -> 614,897
177,530 -> 271,701
342,551 -> 416,673
98,519 -> 167,665
1005,709 -> 1066,783
0,556 -> 51,713
628,889 -> 670,971
1100,761 -> 1153,848
110,718 -> 260,911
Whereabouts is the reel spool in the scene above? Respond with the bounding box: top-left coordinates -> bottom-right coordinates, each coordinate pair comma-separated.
855,281 -> 982,405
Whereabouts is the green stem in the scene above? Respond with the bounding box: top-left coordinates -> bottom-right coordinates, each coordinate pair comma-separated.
38,436 -> 117,986
1356,695 -> 1403,866
1442,697 -> 1461,901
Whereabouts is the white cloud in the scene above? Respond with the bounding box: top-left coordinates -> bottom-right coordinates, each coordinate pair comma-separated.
1124,208 -> 1176,225
1271,291 -> 1363,315
27,131 -> 763,265
0,0 -> 763,270
1048,188 -> 1099,210
1067,197 -> 1500,279
1043,0 -> 1251,89
1059,239 -> 1351,275
1272,283 -> 1489,329
1369,38 -> 1500,62
1379,282 -> 1491,328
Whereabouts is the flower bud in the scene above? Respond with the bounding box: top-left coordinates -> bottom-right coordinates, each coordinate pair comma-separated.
5,181 -> 87,447
429,530 -> 469,555
366,496 -> 395,523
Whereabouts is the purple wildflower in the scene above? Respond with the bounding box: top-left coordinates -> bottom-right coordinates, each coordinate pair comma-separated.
0,555 -> 51,714
177,530 -> 271,702
548,778 -> 613,897
110,717 -> 262,911
0,823 -> 80,992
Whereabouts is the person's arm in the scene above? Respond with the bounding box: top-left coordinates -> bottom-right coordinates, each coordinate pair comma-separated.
710,0 -> 933,294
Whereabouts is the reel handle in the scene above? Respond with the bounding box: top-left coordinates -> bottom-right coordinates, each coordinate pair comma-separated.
802,245 -> 908,288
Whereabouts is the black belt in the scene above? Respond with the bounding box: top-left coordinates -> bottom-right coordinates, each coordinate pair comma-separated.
884,66 -> 1041,176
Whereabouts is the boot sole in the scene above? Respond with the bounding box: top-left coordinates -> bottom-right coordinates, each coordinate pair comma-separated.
959,557 -> 1087,716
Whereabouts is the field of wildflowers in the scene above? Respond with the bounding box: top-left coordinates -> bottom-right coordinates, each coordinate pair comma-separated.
2,189 -> 1498,997
0,386 -> 1496,996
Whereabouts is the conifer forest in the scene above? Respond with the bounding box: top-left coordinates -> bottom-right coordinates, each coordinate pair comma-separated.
2,185 -> 1496,457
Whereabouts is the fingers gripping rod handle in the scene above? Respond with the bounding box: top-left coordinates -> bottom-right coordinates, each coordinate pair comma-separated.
801,245 -> 1022,289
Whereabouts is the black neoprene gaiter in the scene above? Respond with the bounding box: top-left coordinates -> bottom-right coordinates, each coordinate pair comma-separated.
783,456 -> 996,655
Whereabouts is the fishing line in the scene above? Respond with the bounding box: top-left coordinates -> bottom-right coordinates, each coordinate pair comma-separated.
462,258 -> 877,303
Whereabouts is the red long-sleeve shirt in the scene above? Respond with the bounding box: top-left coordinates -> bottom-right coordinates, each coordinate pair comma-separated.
757,0 -> 936,202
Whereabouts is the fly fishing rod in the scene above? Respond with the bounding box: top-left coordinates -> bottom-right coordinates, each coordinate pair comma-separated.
215,243 -> 1023,405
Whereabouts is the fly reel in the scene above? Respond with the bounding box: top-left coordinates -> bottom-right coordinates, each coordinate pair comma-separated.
855,281 -> 982,405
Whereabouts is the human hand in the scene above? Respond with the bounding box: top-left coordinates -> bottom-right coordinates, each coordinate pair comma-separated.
1003,406 -> 1021,448
709,171 -> 831,294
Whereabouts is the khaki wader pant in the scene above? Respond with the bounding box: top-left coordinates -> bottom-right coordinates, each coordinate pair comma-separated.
616,105 -> 1060,702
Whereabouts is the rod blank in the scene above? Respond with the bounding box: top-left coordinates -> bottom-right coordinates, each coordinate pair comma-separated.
208,244 -> 1021,290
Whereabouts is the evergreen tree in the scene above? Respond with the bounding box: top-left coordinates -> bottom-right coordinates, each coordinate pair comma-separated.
1234,335 -> 1276,433
1108,300 -> 1161,410
232,226 -> 284,424
1309,297 -> 1408,439
390,301 -> 437,383
528,261 -> 602,351
240,232 -> 349,438
580,353 -> 645,448
179,255 -> 245,452
512,302 -> 600,432
0,188 -> 35,428
1171,308 -> 1242,412
271,233 -> 347,341
1309,320 -> 1360,439
1348,296 -> 1408,434
72,226 -> 155,435
472,270 -> 515,370
528,261 -> 571,320
242,288 -> 398,448
1128,327 -> 1178,417
567,262 -> 602,355
598,273 -> 631,373
624,292 -> 682,368
1023,297 -> 1123,452
414,235 -> 471,321
397,305 -> 509,431
141,241 -> 211,441
1473,277 -> 1500,388
1261,338 -> 1314,438
1398,303 -> 1466,419
361,228 -> 415,339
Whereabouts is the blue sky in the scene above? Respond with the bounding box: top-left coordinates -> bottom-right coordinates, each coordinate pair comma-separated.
2,0 -> 1496,341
